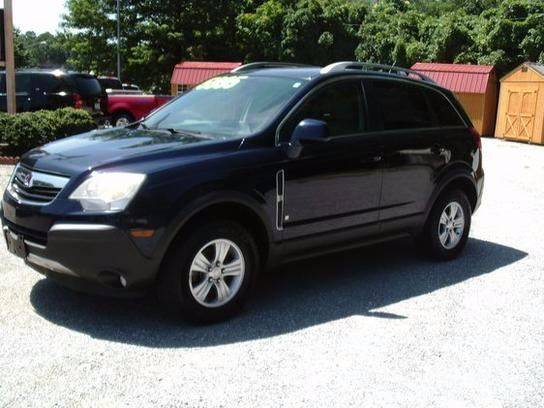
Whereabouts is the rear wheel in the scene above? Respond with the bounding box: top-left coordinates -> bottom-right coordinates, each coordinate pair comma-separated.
419,189 -> 471,261
113,112 -> 135,127
156,221 -> 259,323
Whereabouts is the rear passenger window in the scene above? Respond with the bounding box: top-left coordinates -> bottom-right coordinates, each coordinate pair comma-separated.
366,80 -> 433,130
33,74 -> 69,93
15,74 -> 32,94
424,89 -> 464,126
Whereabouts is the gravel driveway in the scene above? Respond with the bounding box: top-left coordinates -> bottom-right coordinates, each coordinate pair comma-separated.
0,138 -> 543,407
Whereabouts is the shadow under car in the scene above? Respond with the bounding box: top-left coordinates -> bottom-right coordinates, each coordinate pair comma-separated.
29,237 -> 527,348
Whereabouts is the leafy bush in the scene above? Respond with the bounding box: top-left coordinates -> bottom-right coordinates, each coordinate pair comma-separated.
0,108 -> 96,156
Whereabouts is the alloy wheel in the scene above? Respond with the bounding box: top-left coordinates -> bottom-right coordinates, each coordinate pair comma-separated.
188,239 -> 245,308
438,201 -> 465,249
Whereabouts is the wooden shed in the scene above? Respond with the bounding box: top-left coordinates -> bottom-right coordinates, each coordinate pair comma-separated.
170,61 -> 242,95
495,62 -> 544,144
411,63 -> 499,136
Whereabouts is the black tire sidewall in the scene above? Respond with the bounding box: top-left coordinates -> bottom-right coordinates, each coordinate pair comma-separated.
426,190 -> 471,261
157,221 -> 259,322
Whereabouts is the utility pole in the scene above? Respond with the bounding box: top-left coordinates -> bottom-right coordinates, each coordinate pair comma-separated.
116,0 -> 121,81
4,0 -> 15,114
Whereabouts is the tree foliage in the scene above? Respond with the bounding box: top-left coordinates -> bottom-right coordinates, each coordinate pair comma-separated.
13,0 -> 544,92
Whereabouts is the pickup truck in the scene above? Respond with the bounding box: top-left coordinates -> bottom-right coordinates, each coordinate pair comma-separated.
106,93 -> 173,127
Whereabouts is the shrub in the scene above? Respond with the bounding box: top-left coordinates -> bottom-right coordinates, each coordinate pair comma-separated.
0,108 -> 96,156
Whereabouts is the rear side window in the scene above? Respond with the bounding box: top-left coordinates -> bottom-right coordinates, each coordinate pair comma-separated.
71,75 -> 102,97
33,74 -> 66,93
281,80 -> 364,140
15,74 -> 32,93
424,89 -> 464,126
99,78 -> 123,90
365,79 -> 433,131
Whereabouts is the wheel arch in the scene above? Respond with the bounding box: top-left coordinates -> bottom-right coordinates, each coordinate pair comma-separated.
111,109 -> 135,122
424,168 -> 478,224
159,193 -> 273,273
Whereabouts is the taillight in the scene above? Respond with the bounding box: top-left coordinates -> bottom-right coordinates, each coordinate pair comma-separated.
469,126 -> 482,150
72,93 -> 84,109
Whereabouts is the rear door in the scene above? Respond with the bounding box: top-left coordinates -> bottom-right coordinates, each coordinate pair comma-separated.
363,79 -> 451,228
279,79 -> 383,240
31,74 -> 74,111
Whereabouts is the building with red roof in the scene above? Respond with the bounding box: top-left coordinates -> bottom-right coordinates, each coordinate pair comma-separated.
411,62 -> 499,136
170,61 -> 242,95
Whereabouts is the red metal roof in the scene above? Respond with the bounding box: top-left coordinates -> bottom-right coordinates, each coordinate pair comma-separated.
171,61 -> 242,85
411,63 -> 495,94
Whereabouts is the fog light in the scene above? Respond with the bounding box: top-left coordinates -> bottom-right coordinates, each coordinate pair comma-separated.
120,276 -> 127,287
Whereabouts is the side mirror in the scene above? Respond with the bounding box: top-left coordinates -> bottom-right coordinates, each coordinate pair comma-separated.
286,119 -> 329,159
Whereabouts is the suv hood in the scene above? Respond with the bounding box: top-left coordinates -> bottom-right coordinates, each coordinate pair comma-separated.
20,127 -> 229,176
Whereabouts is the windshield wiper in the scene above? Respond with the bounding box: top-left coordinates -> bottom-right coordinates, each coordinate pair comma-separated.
162,128 -> 214,140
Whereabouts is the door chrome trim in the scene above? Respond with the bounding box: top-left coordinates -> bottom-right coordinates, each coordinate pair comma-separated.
275,169 -> 285,231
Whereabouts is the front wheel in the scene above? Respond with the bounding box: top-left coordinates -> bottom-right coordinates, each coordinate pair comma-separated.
156,221 -> 259,323
419,189 -> 471,261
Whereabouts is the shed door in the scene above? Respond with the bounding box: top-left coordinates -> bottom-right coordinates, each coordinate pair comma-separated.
504,88 -> 538,142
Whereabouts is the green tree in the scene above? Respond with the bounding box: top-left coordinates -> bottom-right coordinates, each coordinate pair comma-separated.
15,31 -> 70,68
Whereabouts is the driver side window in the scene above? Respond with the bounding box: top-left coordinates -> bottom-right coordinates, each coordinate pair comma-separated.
279,80 -> 364,142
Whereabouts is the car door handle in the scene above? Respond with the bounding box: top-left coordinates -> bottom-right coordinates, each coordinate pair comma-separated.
431,145 -> 445,155
360,155 -> 382,164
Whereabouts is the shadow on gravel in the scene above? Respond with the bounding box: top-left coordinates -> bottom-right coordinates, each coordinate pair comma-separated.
29,237 -> 527,347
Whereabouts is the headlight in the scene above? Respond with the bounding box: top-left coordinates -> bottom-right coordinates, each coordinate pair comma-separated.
69,172 -> 146,212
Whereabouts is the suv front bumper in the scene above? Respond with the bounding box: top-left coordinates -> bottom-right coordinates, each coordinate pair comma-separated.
1,200 -> 160,297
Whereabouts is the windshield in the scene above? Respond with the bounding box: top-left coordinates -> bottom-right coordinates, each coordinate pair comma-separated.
143,75 -> 307,139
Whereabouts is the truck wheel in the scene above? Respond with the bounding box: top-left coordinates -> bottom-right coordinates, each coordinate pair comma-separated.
113,113 -> 135,127
156,221 -> 259,323
420,189 -> 471,261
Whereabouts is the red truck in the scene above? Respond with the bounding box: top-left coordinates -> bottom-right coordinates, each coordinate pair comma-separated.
105,92 -> 173,127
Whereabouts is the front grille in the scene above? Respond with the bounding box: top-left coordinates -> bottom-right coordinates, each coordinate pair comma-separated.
12,177 -> 61,203
4,218 -> 48,246
8,165 -> 69,205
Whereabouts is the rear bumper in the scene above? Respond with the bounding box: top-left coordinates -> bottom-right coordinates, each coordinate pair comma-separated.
2,213 -> 160,297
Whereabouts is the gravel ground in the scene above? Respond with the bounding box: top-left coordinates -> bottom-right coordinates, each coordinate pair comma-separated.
0,138 -> 543,407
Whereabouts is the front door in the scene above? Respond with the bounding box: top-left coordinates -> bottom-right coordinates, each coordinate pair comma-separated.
277,79 -> 383,240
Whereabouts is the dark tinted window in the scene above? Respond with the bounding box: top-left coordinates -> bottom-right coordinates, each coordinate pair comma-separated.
366,80 -> 433,130
33,74 -> 65,93
99,78 -> 123,90
0,73 -> 34,93
15,74 -> 32,93
71,75 -> 102,97
281,80 -> 363,140
424,89 -> 464,126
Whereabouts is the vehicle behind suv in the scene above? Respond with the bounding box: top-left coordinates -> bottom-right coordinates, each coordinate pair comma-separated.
0,69 -> 104,116
1,62 -> 484,323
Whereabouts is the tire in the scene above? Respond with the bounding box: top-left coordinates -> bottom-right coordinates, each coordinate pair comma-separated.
156,220 -> 259,323
113,112 -> 135,127
419,189 -> 471,261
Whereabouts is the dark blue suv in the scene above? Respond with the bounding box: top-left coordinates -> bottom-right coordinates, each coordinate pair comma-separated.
1,62 -> 484,322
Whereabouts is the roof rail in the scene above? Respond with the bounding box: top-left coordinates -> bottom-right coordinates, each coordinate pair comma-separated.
231,62 -> 315,73
321,61 -> 436,84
